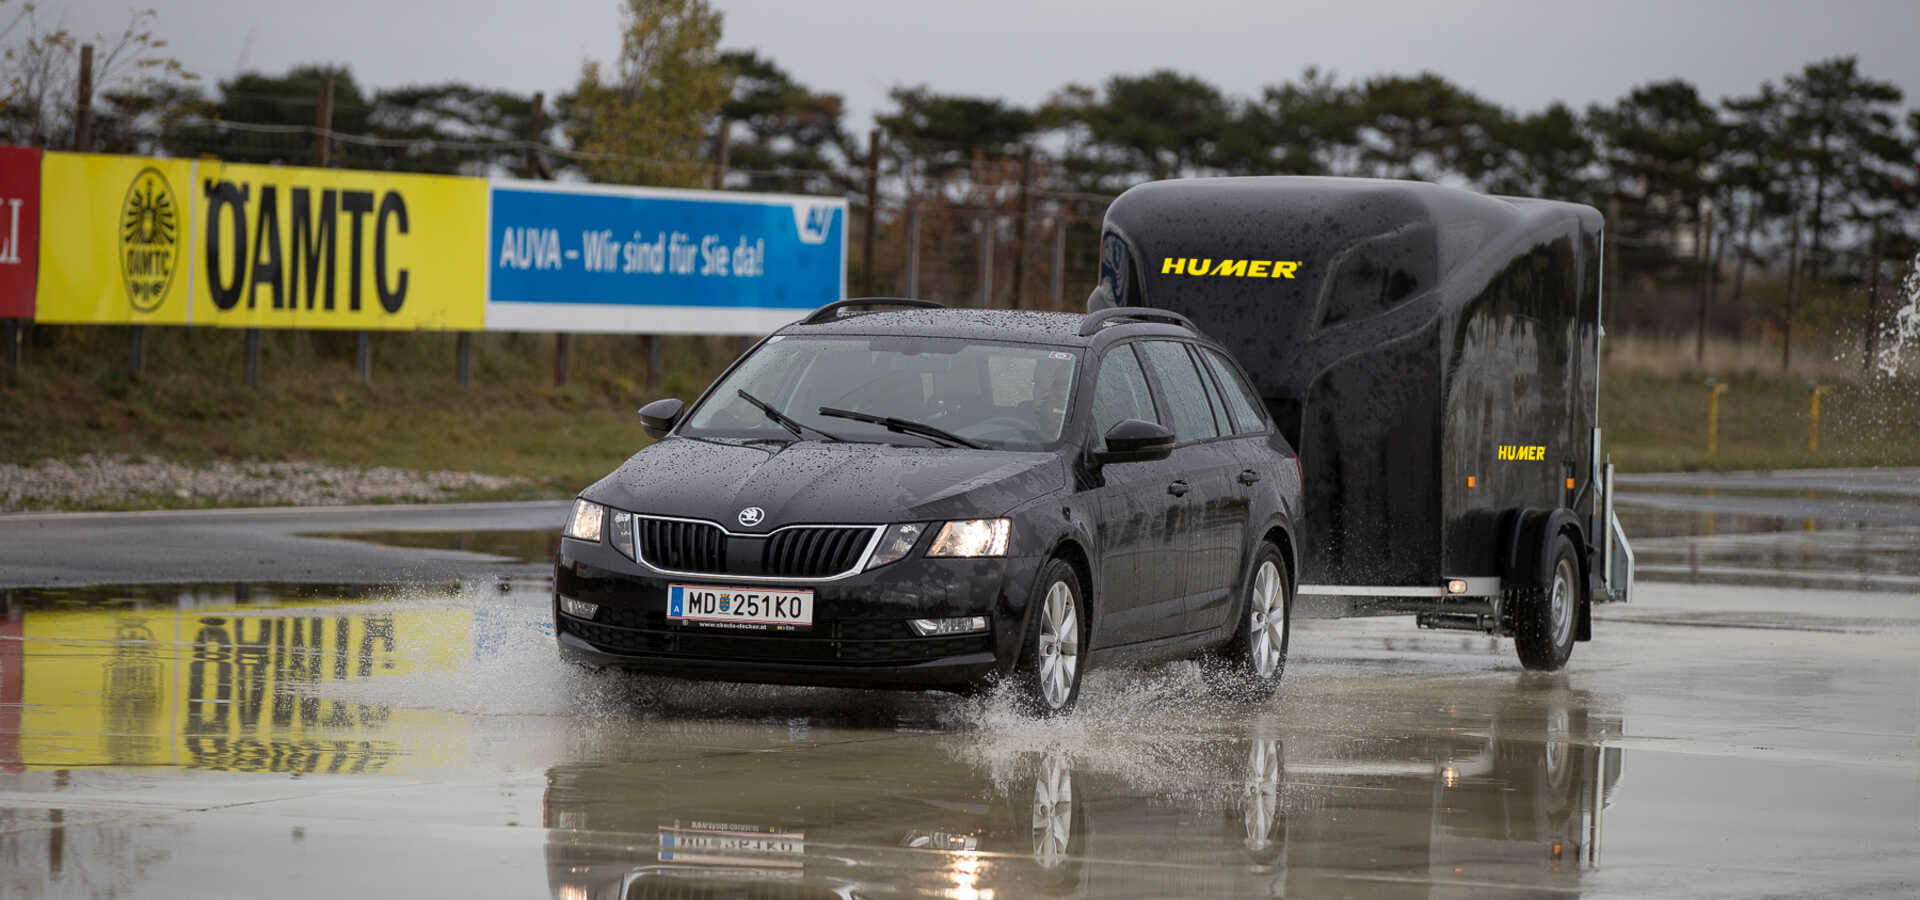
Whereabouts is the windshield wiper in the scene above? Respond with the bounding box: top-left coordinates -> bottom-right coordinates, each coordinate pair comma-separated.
817,406 -> 984,449
737,390 -> 844,442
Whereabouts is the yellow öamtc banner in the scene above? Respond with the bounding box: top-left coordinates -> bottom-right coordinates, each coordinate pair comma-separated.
36,152 -> 487,330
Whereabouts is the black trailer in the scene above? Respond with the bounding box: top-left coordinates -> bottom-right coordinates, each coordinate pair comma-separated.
1090,176 -> 1633,670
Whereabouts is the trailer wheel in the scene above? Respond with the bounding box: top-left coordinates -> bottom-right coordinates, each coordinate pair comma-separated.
1514,534 -> 1581,670
1214,543 -> 1291,699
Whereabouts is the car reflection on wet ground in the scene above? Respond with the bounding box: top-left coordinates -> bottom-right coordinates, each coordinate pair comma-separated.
0,474 -> 1916,898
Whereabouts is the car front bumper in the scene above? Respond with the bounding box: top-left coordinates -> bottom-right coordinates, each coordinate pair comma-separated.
553,534 -> 1043,691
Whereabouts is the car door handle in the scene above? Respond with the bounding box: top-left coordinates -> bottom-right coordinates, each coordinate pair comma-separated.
1167,480 -> 1190,497
1238,469 -> 1262,485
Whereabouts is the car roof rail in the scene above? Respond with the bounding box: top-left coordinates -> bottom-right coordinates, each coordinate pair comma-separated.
800,298 -> 944,325
1077,306 -> 1199,337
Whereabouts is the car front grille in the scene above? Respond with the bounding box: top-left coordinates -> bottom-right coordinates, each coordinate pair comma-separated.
761,526 -> 872,578
636,517 -> 727,573
633,516 -> 877,580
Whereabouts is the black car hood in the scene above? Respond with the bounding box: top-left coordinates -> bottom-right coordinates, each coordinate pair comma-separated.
586,438 -> 1064,530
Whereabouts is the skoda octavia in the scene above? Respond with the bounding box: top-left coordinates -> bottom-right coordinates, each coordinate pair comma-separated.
554,299 -> 1303,713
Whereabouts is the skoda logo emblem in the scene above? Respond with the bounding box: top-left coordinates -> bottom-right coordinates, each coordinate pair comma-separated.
738,507 -> 765,527
120,166 -> 179,313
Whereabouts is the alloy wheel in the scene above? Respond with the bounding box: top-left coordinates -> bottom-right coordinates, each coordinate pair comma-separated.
1249,560 -> 1286,678
1036,580 -> 1080,709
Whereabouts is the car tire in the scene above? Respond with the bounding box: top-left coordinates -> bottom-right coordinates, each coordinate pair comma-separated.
1215,543 -> 1291,700
1014,558 -> 1088,715
1514,533 -> 1581,671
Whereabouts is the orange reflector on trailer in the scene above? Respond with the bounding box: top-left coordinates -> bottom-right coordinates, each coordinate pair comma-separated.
1566,477 -> 1576,489
1466,476 -> 1476,488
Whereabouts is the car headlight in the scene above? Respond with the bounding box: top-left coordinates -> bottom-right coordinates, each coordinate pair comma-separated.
564,499 -> 606,541
866,522 -> 926,570
926,518 -> 1010,558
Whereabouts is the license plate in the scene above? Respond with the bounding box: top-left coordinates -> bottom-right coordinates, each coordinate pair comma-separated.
668,584 -> 813,631
660,823 -> 805,868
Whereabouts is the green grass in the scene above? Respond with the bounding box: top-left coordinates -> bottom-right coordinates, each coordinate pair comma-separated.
2,328 -> 1915,512
1600,369 -> 1920,472
0,327 -> 741,502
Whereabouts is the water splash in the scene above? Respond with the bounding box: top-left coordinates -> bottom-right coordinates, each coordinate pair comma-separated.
1871,249 -> 1920,378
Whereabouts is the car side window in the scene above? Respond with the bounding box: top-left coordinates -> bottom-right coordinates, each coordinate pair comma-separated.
1201,347 -> 1268,434
1184,344 -> 1232,436
1090,345 -> 1159,441
1139,341 -> 1220,441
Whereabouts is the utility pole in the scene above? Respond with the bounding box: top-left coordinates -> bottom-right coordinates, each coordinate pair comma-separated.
72,45 -> 94,150
862,128 -> 881,298
1865,223 -> 1882,371
1013,147 -> 1033,309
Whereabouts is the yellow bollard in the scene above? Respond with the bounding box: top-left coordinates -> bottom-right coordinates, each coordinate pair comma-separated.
1705,379 -> 1729,457
1808,385 -> 1826,453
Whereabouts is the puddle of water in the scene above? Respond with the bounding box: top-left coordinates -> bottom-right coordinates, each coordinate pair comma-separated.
296,529 -> 561,565
1,573 -> 1913,898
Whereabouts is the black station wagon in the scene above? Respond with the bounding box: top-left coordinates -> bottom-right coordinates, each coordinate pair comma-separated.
554,299 -> 1304,713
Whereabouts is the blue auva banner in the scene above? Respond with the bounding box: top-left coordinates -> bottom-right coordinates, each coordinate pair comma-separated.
485,180 -> 847,334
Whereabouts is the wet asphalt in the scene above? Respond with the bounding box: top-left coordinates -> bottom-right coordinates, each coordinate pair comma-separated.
0,471 -> 1915,898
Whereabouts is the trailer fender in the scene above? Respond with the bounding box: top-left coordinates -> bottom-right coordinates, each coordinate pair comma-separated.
1502,507 -> 1591,640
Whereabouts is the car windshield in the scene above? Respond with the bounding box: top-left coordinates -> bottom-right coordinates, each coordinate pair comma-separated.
681,335 -> 1079,449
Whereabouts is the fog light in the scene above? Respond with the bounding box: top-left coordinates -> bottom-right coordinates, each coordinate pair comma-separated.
1446,579 -> 1468,595
559,595 -> 598,619
908,616 -> 988,636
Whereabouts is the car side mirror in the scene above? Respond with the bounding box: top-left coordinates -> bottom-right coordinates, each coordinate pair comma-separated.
638,397 -> 685,440
1095,418 -> 1175,464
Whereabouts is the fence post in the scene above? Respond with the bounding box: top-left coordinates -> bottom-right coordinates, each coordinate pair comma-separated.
554,333 -> 572,386
646,334 -> 661,392
456,332 -> 472,387
904,203 -> 921,298
1052,220 -> 1066,311
311,72 -> 335,167
3,319 -> 19,387
72,45 -> 94,150
355,331 -> 372,384
524,92 -> 553,180
711,118 -> 732,190
1864,223 -> 1881,371
977,215 -> 994,308
1013,147 -> 1032,309
1783,217 -> 1800,371
862,128 -> 881,298
1705,379 -> 1728,457
1704,209 -> 1720,362
1606,197 -> 1621,335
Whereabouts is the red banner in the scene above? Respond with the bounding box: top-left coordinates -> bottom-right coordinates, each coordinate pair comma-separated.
0,145 -> 41,318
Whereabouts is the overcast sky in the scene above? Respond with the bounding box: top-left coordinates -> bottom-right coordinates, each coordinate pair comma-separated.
52,0 -> 1920,129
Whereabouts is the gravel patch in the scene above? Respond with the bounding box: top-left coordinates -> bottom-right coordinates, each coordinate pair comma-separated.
0,454 -> 522,511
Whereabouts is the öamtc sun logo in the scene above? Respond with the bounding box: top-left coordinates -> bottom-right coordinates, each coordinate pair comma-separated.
119,167 -> 178,312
